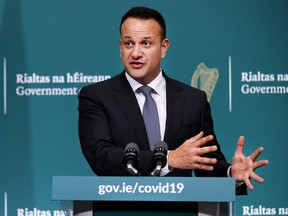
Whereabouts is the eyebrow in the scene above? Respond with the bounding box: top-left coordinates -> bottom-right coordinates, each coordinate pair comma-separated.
122,35 -> 154,40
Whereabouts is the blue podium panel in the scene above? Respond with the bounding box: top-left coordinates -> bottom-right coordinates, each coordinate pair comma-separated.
52,176 -> 235,202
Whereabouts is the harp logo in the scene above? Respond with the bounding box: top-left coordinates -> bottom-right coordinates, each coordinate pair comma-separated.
191,63 -> 219,102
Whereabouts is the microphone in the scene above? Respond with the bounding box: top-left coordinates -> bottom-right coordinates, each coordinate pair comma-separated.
150,141 -> 168,176
123,143 -> 141,176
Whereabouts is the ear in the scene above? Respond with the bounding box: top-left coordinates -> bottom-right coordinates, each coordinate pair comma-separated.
161,38 -> 170,59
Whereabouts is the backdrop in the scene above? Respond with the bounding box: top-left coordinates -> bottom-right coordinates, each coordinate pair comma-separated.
1,0 -> 287,215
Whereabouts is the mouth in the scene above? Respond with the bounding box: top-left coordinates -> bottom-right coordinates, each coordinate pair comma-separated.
130,61 -> 144,69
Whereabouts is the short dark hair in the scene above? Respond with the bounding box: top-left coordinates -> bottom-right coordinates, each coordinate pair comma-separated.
120,7 -> 166,40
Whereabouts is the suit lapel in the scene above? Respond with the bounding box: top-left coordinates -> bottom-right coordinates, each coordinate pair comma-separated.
111,72 -> 150,150
164,75 -> 185,147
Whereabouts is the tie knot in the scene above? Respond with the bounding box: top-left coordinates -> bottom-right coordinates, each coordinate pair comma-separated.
138,86 -> 154,96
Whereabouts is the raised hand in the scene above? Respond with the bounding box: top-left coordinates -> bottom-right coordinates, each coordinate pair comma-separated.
231,136 -> 269,190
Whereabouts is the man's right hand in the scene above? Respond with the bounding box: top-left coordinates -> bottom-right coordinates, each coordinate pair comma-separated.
168,131 -> 218,170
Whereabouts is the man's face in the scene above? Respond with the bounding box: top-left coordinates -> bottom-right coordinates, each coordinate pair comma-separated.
119,18 -> 169,85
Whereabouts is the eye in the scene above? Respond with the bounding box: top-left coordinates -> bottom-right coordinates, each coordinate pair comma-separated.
142,41 -> 151,47
124,41 -> 133,48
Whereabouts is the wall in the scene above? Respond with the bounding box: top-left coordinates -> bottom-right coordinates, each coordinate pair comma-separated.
1,1 -> 287,215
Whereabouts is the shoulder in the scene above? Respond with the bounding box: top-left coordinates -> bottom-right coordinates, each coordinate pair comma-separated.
163,72 -> 206,99
79,72 -> 127,95
82,73 -> 120,89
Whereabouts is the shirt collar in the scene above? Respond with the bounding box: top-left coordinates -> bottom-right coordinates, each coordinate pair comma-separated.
125,70 -> 165,95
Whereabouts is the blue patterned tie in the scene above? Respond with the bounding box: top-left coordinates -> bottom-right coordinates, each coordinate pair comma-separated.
138,86 -> 161,150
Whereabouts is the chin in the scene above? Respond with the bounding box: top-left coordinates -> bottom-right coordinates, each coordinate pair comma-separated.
127,69 -> 146,78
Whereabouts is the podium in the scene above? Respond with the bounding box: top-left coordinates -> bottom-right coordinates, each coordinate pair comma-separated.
52,176 -> 235,216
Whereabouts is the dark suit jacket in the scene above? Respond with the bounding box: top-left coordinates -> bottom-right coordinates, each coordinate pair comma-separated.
78,71 -> 247,194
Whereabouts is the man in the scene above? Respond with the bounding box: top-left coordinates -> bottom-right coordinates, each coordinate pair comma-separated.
78,7 -> 268,194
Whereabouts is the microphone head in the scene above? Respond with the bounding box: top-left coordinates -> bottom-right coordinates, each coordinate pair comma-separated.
152,141 -> 168,168
153,141 -> 168,153
123,142 -> 139,166
124,142 -> 139,153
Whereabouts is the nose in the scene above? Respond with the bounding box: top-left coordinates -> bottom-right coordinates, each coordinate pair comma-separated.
131,45 -> 142,59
